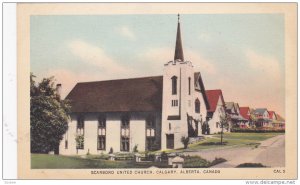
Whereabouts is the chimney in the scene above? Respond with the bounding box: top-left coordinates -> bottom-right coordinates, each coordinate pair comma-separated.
56,84 -> 62,100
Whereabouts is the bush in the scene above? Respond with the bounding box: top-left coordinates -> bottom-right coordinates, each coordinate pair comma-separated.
133,144 -> 138,153
236,163 -> 266,168
209,158 -> 227,167
109,147 -> 113,154
183,155 -> 211,168
181,136 -> 189,149
231,128 -> 285,133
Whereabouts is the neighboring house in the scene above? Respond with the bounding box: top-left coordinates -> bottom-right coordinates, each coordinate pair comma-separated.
276,114 -> 286,129
205,89 -> 227,134
269,111 -> 279,128
253,108 -> 271,128
225,102 -> 247,129
239,107 -> 251,128
59,16 -> 210,155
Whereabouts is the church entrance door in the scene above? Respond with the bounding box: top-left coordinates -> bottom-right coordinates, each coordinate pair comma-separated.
166,134 -> 174,149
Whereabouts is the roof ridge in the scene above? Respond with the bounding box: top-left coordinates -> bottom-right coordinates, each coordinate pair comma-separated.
77,75 -> 163,84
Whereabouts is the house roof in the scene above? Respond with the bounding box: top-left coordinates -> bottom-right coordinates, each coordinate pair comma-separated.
205,89 -> 225,113
225,102 -> 234,110
276,114 -> 285,122
66,72 -> 209,113
254,108 -> 268,115
239,107 -> 250,120
268,111 -> 277,119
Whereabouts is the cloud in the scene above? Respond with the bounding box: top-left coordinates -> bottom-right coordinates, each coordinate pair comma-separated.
198,32 -> 211,42
245,49 -> 282,80
42,69 -> 102,99
67,39 -> 132,74
118,26 -> 136,40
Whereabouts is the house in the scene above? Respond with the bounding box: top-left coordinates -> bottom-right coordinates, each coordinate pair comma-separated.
253,108 -> 271,128
205,89 -> 227,134
276,114 -> 285,129
225,102 -> 247,129
239,107 -> 251,128
59,15 -> 210,155
269,111 -> 279,128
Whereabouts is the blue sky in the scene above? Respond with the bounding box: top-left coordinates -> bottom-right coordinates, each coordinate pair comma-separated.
30,14 -> 285,116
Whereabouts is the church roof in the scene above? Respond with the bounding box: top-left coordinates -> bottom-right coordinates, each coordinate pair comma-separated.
66,72 -> 209,113
66,76 -> 163,113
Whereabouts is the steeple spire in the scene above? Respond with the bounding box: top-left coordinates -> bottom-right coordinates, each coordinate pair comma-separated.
174,14 -> 184,61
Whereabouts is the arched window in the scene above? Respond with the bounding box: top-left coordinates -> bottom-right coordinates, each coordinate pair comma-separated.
188,77 -> 191,95
195,99 -> 200,113
171,76 -> 177,95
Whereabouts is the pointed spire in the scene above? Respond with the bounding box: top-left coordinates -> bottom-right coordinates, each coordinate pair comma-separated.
174,14 -> 184,61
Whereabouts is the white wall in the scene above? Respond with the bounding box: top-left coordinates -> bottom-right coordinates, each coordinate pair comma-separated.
59,112 -> 158,155
208,97 -> 226,134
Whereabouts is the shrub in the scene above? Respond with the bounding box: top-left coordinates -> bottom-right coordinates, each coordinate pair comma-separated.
109,147 -> 113,154
183,155 -> 211,168
236,163 -> 266,168
133,144 -> 138,153
181,136 -> 189,149
209,158 -> 227,167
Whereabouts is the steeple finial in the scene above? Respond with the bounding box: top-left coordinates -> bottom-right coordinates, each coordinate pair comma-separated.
174,14 -> 184,61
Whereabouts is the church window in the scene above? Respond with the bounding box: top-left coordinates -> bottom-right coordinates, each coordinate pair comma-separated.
121,114 -> 130,151
97,115 -> 106,150
188,77 -> 191,95
195,99 -> 200,113
171,76 -> 177,95
76,116 -> 84,149
146,115 -> 156,151
76,116 -> 84,135
169,123 -> 171,130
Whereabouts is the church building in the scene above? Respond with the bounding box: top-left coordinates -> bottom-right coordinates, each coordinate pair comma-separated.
59,15 -> 210,155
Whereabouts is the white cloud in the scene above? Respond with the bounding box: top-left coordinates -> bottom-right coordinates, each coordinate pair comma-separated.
118,26 -> 136,40
245,49 -> 282,80
67,39 -> 132,75
198,32 -> 211,42
41,69 -> 101,99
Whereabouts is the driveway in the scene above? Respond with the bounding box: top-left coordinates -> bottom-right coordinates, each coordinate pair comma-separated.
183,134 -> 285,168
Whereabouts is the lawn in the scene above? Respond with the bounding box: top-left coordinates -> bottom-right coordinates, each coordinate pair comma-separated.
31,154 -> 219,169
188,132 -> 283,150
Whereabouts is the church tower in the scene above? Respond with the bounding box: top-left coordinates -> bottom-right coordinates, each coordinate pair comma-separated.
161,15 -> 197,150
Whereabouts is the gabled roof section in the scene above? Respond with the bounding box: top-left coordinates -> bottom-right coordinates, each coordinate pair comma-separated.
240,107 -> 250,120
269,111 -> 277,119
276,114 -> 285,122
194,72 -> 210,110
205,89 -> 225,113
254,108 -> 268,115
66,76 -> 163,113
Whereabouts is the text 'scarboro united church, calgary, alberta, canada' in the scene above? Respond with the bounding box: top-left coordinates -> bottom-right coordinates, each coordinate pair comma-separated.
58,15 -> 237,155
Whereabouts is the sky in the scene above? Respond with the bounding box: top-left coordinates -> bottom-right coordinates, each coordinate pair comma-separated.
30,14 -> 285,116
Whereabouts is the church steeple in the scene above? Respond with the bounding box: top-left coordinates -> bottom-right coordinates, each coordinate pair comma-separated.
174,14 -> 184,61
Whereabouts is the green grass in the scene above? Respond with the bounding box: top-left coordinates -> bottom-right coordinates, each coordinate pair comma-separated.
188,132 -> 283,150
31,154 -> 136,169
31,153 -> 217,169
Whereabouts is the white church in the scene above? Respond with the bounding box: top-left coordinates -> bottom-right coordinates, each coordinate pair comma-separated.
59,15 -> 211,155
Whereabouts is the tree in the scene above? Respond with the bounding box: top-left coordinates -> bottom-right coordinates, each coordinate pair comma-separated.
30,73 -> 70,154
219,114 -> 229,145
